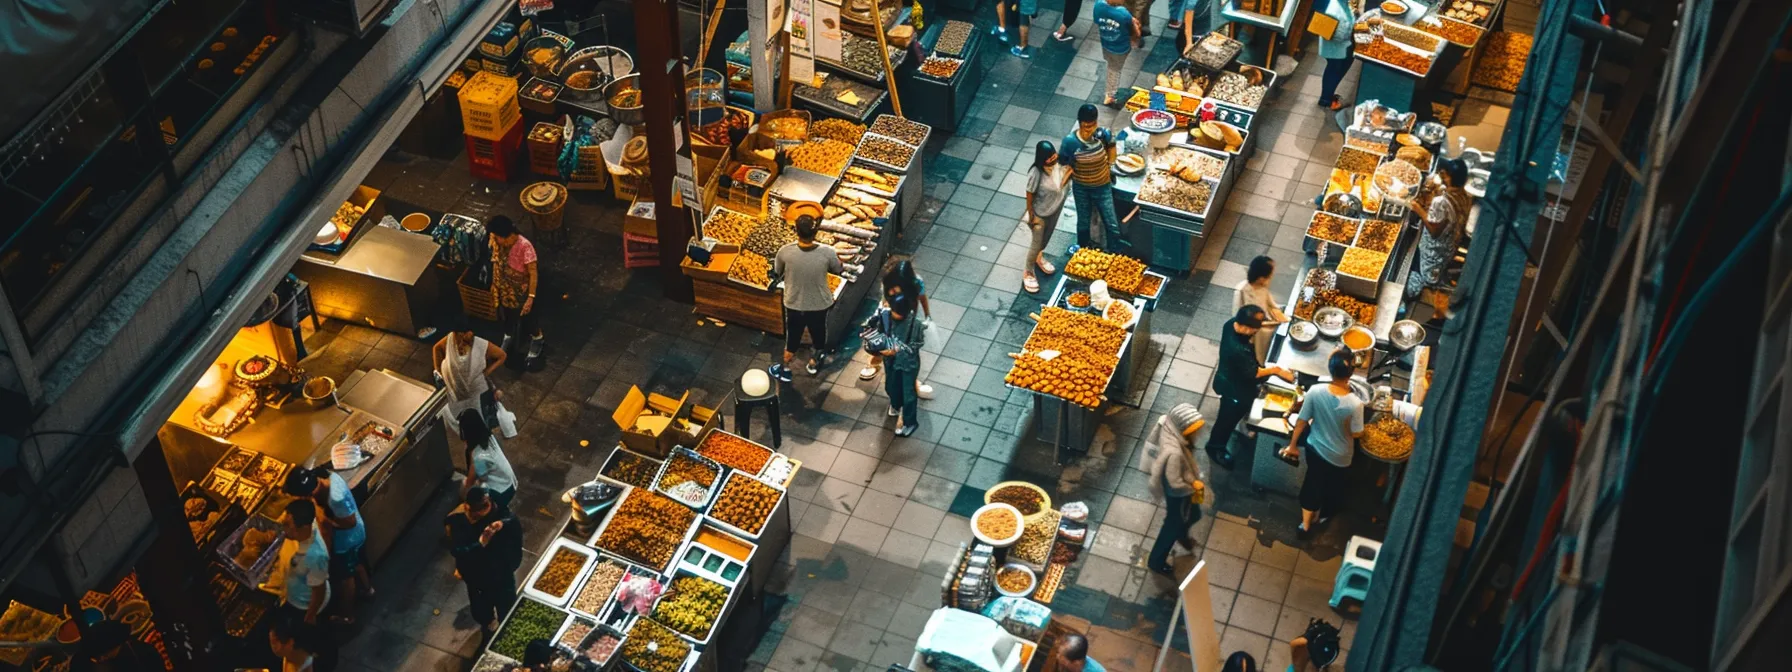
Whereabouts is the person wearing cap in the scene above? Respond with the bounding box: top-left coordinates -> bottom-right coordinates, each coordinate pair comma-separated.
446,486 -> 524,634
1060,104 -> 1129,253
487,215 -> 545,371
1144,403 -> 1206,575
771,214 -> 844,382
1208,305 -> 1294,469
1281,349 -> 1364,537
269,499 -> 331,625
70,619 -> 160,672
283,466 -> 371,623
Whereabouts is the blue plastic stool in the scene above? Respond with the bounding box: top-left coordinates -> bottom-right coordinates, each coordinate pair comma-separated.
1330,536 -> 1382,608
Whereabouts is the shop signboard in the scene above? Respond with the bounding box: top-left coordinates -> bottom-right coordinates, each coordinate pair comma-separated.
817,2 -> 842,62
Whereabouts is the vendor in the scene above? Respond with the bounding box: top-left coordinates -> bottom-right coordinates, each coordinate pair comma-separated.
1232,255 -> 1287,364
1401,157 -> 1473,314
1208,306 -> 1294,469
1279,350 -> 1365,538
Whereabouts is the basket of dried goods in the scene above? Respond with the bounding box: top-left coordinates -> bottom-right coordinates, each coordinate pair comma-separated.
868,114 -> 930,146
787,138 -> 855,177
854,133 -> 918,172
1355,220 -> 1401,253
1307,212 -> 1363,246
695,429 -> 773,475
1207,69 -> 1268,109
1472,31 -> 1531,92
985,481 -> 1052,519
652,572 -> 732,643
1005,308 -> 1129,409
843,164 -> 902,197
995,563 -> 1037,597
524,539 -> 599,607
593,489 -> 698,572
218,515 -> 284,585
1138,172 -> 1217,217
1336,146 -> 1383,175
1063,248 -> 1150,295
972,503 -> 1025,547
1373,160 -> 1424,200
1185,32 -> 1244,70
1360,413 -> 1416,461
569,557 -> 631,619
702,206 -> 759,247
1010,510 -> 1062,567
653,447 -> 724,509
622,618 -> 692,672
742,214 -> 797,257
707,471 -> 785,539
489,598 -> 569,660
726,250 -> 772,290
810,118 -> 866,145
601,450 -> 664,488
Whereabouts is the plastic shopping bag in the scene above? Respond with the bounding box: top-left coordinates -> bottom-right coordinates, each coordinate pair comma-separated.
496,402 -> 519,438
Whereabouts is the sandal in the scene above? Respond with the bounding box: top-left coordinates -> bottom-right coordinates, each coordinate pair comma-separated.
1035,254 -> 1056,275
1023,271 -> 1040,293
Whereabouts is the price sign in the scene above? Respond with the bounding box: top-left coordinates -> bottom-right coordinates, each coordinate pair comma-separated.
1210,102 -> 1254,129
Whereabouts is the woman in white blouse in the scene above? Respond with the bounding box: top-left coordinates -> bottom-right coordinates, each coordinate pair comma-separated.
1233,255 -> 1286,364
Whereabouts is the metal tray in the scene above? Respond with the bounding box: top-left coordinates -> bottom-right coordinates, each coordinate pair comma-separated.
567,552 -> 653,621
522,537 -> 600,608
486,597 -> 570,660
649,568 -> 736,646
588,489 -> 701,575
852,131 -> 919,174
768,165 -> 841,202
216,514 -> 285,589
702,471 -> 785,540
1006,331 -> 1135,409
652,446 -> 724,511
1136,174 -> 1221,221
839,162 -> 905,198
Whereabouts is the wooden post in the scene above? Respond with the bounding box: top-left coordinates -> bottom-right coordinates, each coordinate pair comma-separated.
865,0 -> 904,117
635,0 -> 696,301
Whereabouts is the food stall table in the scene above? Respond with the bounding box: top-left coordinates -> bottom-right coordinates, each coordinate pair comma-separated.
1218,0 -> 1304,70
902,24 -> 984,132
1350,5 -> 1453,111
295,224 -> 443,336
1023,276 -> 1150,460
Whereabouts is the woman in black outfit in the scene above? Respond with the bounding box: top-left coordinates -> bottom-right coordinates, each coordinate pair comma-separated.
1053,0 -> 1084,42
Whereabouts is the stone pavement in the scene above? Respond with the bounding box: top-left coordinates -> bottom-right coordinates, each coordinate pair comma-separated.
302,3 -> 1381,670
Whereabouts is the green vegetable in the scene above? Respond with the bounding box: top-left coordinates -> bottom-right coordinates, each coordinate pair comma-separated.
490,598 -> 567,659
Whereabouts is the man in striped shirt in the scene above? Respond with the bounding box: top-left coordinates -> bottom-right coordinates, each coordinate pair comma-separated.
1059,104 -> 1130,252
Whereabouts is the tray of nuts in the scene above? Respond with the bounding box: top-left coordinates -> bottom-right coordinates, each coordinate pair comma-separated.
1418,15 -> 1485,47
1010,510 -> 1062,568
742,215 -> 797,257
786,138 -> 856,177
810,118 -> 867,145
591,488 -> 699,572
854,132 -> 918,173
654,447 -> 724,509
695,429 -> 774,474
1354,219 -> 1403,253
1337,246 -> 1390,282
1356,35 -> 1434,77
727,250 -> 773,290
523,538 -> 599,607
1336,146 -> 1384,175
934,20 -> 974,57
701,206 -> 758,247
1307,212 -> 1364,246
868,114 -> 930,146
601,449 -> 664,488
706,471 -> 785,539
1136,172 -> 1218,220
919,56 -> 964,81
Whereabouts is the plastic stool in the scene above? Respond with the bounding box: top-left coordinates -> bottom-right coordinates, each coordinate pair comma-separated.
1330,536 -> 1382,608
734,374 -> 782,449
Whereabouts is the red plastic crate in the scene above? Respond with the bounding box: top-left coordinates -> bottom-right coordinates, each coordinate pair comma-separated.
466,117 -> 524,182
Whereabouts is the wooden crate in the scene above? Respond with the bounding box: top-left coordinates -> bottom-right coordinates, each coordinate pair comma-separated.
457,268 -> 499,322
527,122 -> 563,177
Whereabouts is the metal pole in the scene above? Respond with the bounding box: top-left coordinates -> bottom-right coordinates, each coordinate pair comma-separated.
864,0 -> 904,117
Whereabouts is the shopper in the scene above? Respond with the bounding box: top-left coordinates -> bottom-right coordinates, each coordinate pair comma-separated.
772,214 -> 844,381
876,294 -> 926,437
70,619 -> 160,672
282,467 -> 371,623
1176,0 -> 1213,53
434,319 -> 505,428
992,0 -> 1038,57
1281,350 -> 1365,538
1054,633 -> 1106,672
459,409 -> 518,511
859,260 -> 935,401
267,615 -> 319,672
1287,619 -> 1345,670
1125,0 -> 1154,37
1402,157 -> 1473,309
1232,255 -> 1287,364
1061,105 -> 1128,252
1093,0 -> 1141,107
1209,305 -> 1294,469
1144,403 -> 1206,575
487,216 -> 544,371
447,486 -> 524,634
1051,0 -> 1084,43
1222,652 -> 1259,672
1315,0 -> 1359,109
273,499 -> 331,625
1024,140 -> 1071,293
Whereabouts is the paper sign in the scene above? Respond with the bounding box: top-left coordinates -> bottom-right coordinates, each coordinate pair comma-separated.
789,0 -> 817,86
768,0 -> 787,38
817,2 -> 842,62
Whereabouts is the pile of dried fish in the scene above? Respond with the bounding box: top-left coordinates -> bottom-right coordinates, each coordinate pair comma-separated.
1152,147 -> 1226,181
1139,172 -> 1214,215
1207,71 -> 1266,108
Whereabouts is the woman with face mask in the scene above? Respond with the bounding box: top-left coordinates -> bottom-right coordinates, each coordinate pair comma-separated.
1024,141 -> 1072,293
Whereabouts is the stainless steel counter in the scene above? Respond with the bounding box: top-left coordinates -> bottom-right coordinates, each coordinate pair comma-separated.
295,225 -> 443,335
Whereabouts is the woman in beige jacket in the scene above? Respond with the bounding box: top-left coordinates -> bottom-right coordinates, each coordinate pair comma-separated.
1144,403 -> 1206,575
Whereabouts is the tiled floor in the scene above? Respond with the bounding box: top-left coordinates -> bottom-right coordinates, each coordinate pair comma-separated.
308,3 -> 1388,671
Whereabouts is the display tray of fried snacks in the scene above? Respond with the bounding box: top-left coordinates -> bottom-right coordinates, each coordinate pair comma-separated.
1307,212 -> 1364,245
1062,248 -> 1150,295
1004,308 -> 1130,409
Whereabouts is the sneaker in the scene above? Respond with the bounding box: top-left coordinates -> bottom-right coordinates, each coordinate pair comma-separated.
769,364 -> 794,383
806,359 -> 821,376
1011,45 -> 1030,58
888,406 -> 901,417
1166,20 -> 1183,30
991,27 -> 1008,42
860,365 -> 881,380
895,424 -> 919,437
917,384 -> 935,400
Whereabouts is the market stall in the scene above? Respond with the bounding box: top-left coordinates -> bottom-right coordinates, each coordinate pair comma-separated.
900,20 -> 985,133
1116,34 -> 1276,271
470,428 -> 800,672
683,113 -> 930,338
1349,0 -> 1503,113
905,483 -> 1100,670
1006,249 -> 1167,458
1230,101 -> 1447,503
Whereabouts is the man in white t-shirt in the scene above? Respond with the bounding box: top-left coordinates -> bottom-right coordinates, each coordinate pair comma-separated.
272,500 -> 331,624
